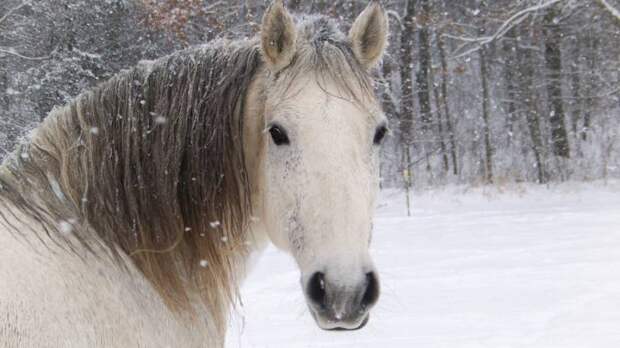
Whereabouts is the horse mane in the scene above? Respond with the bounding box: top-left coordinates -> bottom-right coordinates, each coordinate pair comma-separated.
0,39 -> 261,334
0,14 -> 376,337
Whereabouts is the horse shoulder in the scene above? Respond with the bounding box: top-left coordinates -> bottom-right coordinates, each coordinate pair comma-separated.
0,218 -> 211,347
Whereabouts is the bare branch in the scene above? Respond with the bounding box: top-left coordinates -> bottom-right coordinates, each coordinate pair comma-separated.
0,47 -> 50,61
386,10 -> 403,30
0,0 -> 28,26
594,0 -> 620,26
446,0 -> 564,60
484,0 -> 563,43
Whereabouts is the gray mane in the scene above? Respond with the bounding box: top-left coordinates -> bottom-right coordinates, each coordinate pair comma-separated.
0,38 -> 261,330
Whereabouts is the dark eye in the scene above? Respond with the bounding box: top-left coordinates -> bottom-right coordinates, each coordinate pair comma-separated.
373,125 -> 388,145
269,124 -> 290,146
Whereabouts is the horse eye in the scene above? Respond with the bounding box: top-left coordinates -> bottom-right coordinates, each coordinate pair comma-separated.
373,125 -> 388,145
269,124 -> 290,146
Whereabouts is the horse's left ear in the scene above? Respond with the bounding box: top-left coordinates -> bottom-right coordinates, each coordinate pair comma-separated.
349,0 -> 389,69
261,0 -> 297,72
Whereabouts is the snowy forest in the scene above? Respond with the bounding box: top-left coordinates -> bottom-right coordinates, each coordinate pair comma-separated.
1,0 -> 619,189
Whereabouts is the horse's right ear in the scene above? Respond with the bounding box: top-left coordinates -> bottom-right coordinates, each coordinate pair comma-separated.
349,0 -> 388,69
261,0 -> 297,72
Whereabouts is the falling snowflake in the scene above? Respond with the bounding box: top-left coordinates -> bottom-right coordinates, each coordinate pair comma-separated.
5,88 -> 20,95
58,219 -> 76,234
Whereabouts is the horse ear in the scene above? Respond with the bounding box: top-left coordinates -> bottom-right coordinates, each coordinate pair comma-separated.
349,0 -> 388,69
261,0 -> 297,72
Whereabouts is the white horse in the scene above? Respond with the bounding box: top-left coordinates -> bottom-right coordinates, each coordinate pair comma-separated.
0,1 -> 389,346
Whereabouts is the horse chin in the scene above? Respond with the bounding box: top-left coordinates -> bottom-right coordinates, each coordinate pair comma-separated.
310,309 -> 370,331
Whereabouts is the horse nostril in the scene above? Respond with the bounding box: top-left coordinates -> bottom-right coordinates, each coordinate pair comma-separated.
361,272 -> 379,309
307,272 -> 327,308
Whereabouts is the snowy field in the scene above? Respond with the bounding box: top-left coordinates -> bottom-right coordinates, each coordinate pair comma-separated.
226,181 -> 620,348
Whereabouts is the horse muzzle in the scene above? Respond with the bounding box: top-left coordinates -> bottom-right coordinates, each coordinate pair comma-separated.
303,271 -> 379,330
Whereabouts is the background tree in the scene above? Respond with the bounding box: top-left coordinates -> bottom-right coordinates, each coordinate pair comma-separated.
1,0 -> 618,187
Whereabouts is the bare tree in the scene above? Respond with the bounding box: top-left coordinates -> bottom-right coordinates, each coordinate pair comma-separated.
1,0 -> 618,186
479,45 -> 494,183
399,0 -> 417,215
543,5 -> 570,158
437,32 -> 458,175
518,27 -> 546,183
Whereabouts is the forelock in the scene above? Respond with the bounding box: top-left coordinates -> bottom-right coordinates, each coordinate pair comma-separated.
273,15 -> 376,106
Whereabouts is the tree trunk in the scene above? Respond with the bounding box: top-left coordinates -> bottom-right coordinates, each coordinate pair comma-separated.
518,29 -> 546,184
381,57 -> 398,122
430,57 -> 449,174
399,0 -> 417,145
479,46 -> 494,184
400,0 -> 417,199
437,33 -> 458,175
502,28 -> 518,145
416,0 -> 433,178
569,38 -> 581,138
403,146 -> 412,217
582,31 -> 598,141
543,7 -> 571,158
416,0 -> 432,129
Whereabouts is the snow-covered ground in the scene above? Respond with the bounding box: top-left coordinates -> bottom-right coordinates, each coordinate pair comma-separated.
227,181 -> 620,348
